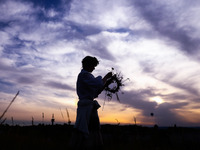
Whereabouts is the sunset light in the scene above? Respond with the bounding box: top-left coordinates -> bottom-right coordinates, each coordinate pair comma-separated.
150,97 -> 164,105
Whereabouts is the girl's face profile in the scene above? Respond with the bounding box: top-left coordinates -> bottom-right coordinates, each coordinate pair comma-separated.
87,66 -> 95,73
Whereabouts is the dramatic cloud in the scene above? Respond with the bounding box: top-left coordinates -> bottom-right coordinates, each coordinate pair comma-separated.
45,81 -> 75,91
0,0 -> 200,126
132,0 -> 200,58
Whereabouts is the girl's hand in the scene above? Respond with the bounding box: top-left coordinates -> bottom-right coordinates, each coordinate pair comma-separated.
102,72 -> 112,85
105,72 -> 113,79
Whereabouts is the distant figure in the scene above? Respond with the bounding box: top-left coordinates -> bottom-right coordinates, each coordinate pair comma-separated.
70,56 -> 112,150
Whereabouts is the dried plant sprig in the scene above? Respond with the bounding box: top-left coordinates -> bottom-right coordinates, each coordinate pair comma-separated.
0,91 -> 19,124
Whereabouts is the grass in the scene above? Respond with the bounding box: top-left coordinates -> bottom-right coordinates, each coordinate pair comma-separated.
0,124 -> 200,150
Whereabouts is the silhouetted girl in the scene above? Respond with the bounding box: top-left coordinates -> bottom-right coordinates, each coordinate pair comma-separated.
70,56 -> 112,150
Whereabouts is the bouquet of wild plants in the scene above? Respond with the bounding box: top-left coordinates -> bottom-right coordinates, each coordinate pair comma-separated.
104,68 -> 129,102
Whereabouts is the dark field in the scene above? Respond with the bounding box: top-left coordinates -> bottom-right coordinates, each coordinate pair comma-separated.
1,124 -> 200,150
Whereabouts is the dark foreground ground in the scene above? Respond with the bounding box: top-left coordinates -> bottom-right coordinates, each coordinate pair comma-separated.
1,124 -> 200,150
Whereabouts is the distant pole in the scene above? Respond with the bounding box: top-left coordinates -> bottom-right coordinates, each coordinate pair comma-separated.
150,112 -> 155,126
51,114 -> 55,125
32,116 -> 34,126
42,112 -> 44,124
134,117 -> 136,125
11,117 -> 14,126
0,91 -> 19,123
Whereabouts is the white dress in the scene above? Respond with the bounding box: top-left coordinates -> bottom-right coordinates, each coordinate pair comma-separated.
74,69 -> 103,137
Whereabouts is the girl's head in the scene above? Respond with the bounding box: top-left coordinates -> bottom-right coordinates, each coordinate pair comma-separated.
82,56 -> 99,72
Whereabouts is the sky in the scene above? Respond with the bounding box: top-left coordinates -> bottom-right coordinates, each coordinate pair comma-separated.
0,0 -> 200,126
